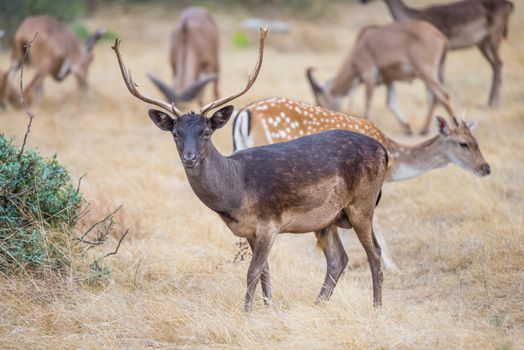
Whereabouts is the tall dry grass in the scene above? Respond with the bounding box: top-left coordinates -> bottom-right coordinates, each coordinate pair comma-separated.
0,1 -> 523,348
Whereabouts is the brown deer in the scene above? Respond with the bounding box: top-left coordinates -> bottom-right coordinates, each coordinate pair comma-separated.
0,31 -> 17,108
113,29 -> 389,310
232,97 -> 491,270
8,15 -> 105,106
147,7 -> 220,105
361,0 -> 514,107
307,20 -> 454,135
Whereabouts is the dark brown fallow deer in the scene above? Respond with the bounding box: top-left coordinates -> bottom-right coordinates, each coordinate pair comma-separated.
8,15 -> 105,106
113,29 -> 389,310
148,6 -> 220,105
361,0 -> 514,107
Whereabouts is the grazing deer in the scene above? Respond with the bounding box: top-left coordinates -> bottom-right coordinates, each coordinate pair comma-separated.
307,20 -> 454,135
232,97 -> 491,270
113,29 -> 389,310
233,98 -> 490,181
148,7 -> 220,105
8,15 -> 105,106
361,0 -> 514,107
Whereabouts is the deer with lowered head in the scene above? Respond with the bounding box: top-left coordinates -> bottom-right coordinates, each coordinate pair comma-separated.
307,20 -> 454,135
361,0 -> 514,108
147,7 -> 220,105
113,29 -> 390,310
8,15 -> 105,106
232,97 -> 491,270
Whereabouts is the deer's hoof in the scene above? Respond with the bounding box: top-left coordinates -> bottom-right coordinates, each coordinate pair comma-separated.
403,125 -> 413,136
244,302 -> 254,313
419,128 -> 429,136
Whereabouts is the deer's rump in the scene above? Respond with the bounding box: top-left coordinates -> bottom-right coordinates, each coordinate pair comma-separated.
231,130 -> 387,230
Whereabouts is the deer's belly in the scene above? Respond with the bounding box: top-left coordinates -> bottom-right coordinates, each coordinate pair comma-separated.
449,20 -> 489,49
380,62 -> 415,82
279,177 -> 348,233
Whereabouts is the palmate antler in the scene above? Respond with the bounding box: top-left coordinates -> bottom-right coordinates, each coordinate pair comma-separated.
112,26 -> 268,118
200,26 -> 268,115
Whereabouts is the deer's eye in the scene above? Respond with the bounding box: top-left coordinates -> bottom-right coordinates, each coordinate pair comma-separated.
202,131 -> 211,139
172,131 -> 179,139
459,142 -> 469,150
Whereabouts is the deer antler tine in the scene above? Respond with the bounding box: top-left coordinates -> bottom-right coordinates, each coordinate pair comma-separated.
461,108 -> 467,122
112,38 -> 182,117
200,26 -> 268,115
171,101 -> 183,116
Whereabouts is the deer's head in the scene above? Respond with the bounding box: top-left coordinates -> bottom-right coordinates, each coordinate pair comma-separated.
148,107 -> 233,168
306,68 -> 340,111
436,116 -> 491,177
112,28 -> 267,170
72,28 -> 106,87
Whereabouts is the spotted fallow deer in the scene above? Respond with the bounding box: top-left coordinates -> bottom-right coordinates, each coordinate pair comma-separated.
8,15 -> 105,106
232,97 -> 491,270
307,20 -> 454,135
113,29 -> 389,310
147,7 -> 220,105
361,0 -> 514,107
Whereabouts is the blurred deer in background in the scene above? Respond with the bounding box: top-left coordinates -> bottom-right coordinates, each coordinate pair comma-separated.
114,29 -> 389,310
232,97 -> 491,270
0,30 -> 18,108
148,7 -> 220,105
307,20 -> 454,135
361,0 -> 514,107
8,15 -> 105,106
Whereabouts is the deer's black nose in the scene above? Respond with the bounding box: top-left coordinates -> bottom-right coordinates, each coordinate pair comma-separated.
182,152 -> 196,162
482,163 -> 491,175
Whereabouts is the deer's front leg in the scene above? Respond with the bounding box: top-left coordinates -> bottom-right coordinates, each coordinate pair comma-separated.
245,229 -> 276,312
246,238 -> 272,306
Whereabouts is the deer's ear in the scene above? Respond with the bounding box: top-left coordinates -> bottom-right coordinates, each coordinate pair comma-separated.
148,109 -> 176,131
436,116 -> 450,136
210,105 -> 234,130
467,121 -> 477,130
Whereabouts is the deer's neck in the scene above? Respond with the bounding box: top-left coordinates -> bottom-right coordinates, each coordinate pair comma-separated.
329,58 -> 358,96
183,145 -> 245,215
384,0 -> 418,21
386,136 -> 449,181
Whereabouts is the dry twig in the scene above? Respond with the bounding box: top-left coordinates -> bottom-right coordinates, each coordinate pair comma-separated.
18,32 -> 38,158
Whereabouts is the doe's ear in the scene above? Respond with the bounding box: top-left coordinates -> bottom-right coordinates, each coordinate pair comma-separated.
436,115 -> 450,136
148,109 -> 176,131
210,105 -> 234,130
467,121 -> 478,130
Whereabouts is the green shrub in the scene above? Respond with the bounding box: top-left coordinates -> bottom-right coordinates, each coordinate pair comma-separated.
0,135 -> 82,273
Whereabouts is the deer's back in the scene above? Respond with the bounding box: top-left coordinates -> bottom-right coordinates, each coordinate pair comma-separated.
171,7 -> 218,62
14,16 -> 81,70
352,20 -> 447,75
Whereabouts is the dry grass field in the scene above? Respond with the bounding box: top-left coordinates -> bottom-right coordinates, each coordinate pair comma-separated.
0,1 -> 523,348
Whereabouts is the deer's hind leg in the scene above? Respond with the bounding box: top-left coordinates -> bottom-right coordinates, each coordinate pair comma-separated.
315,223 -> 348,304
344,204 -> 383,307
